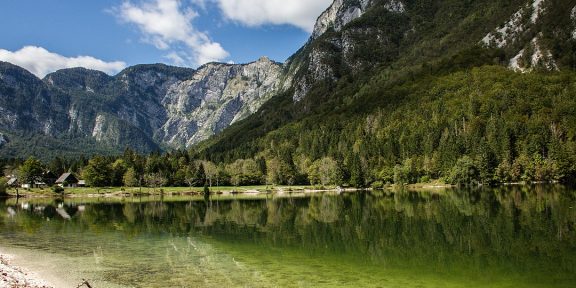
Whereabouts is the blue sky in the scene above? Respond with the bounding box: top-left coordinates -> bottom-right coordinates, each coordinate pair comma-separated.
0,0 -> 332,77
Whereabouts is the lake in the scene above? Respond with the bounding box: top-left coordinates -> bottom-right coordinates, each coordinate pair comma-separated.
1,185 -> 575,287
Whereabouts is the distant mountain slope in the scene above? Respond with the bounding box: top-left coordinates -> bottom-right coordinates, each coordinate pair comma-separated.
0,57 -> 282,159
2,0 -> 576,168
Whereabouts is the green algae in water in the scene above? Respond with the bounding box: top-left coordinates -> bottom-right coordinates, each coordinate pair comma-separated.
0,185 -> 575,287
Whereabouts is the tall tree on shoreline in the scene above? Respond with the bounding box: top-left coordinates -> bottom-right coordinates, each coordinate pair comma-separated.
19,157 -> 44,188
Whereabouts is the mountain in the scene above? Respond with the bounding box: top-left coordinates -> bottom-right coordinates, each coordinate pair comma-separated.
197,0 -> 576,184
0,57 -> 281,159
2,0 -> 576,186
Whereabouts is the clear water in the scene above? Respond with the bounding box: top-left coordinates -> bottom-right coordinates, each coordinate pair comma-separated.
1,186 -> 575,287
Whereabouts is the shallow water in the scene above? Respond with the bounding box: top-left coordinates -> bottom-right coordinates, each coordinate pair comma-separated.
1,185 -> 575,287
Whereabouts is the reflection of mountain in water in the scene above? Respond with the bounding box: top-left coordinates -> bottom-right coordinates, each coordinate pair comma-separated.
1,186 -> 575,287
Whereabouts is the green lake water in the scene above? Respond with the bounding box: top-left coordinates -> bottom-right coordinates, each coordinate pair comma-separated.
0,186 -> 575,287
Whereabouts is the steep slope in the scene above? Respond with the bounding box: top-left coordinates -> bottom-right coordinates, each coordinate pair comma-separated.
0,57 -> 281,159
0,62 -> 70,134
198,0 -> 576,184
283,0 -> 411,103
481,0 -> 576,71
157,57 -> 282,147
2,0 -> 576,168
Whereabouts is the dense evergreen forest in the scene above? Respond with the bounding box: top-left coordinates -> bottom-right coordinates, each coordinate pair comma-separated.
2,64 -> 575,189
196,65 -> 576,187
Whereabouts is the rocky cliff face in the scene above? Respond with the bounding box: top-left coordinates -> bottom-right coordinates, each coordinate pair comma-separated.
2,0 -> 574,158
0,62 -> 71,135
158,57 -> 282,147
311,0 -> 405,39
0,57 -> 281,156
284,0 -> 409,101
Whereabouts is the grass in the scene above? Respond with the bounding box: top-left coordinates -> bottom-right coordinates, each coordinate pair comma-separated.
4,182 -> 453,199
3,184 -> 335,198
2,181 -> 454,199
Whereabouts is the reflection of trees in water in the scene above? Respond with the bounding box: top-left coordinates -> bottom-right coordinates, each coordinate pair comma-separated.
308,193 -> 342,223
1,186 -> 575,271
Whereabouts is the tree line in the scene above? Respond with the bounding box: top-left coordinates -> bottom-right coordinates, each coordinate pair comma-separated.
198,66 -> 576,187
2,150 -> 348,189
2,66 -> 576,189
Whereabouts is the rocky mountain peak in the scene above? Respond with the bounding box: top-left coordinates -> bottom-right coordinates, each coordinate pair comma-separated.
311,0 -> 405,40
43,67 -> 112,92
158,56 -> 282,147
256,56 -> 272,63
0,61 -> 43,88
288,0 -> 409,102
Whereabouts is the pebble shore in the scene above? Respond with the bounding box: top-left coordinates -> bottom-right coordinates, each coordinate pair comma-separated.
0,255 -> 52,288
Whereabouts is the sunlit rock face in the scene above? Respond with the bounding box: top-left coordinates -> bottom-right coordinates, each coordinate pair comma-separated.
80,58 -> 281,148
311,0 -> 399,40
287,0 -> 408,102
158,57 -> 282,147
0,58 -> 282,152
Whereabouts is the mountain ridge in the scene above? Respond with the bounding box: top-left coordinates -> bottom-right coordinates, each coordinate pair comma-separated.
0,56 -> 282,158
2,0 -> 576,163
194,0 -> 576,185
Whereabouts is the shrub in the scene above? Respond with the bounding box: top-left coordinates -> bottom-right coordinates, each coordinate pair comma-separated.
371,181 -> 384,190
448,156 -> 480,186
52,185 -> 64,194
419,175 -> 431,183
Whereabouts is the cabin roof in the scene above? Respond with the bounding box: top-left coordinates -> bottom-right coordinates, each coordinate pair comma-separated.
7,177 -> 18,185
55,173 -> 79,184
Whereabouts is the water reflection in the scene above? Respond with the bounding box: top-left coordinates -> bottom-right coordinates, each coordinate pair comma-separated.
0,185 -> 575,287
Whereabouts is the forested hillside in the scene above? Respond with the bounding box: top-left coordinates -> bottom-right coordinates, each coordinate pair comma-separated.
197,0 -> 576,186
200,65 -> 576,186
2,0 -> 576,187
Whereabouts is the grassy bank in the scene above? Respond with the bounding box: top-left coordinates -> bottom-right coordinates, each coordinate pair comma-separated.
2,184 -> 340,198
1,180 -> 457,200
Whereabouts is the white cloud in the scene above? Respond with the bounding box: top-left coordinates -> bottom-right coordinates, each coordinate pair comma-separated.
117,0 -> 229,66
0,46 -> 127,78
214,0 -> 333,32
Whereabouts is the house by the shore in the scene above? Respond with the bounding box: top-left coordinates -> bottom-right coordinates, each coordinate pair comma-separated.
55,173 -> 80,188
7,177 -> 18,188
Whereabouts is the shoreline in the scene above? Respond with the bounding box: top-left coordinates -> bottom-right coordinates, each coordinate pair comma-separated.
0,253 -> 53,288
2,186 -> 368,199
1,184 -> 459,200
3,181 -> 564,201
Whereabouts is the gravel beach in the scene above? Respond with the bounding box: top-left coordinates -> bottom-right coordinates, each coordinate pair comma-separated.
0,255 -> 53,288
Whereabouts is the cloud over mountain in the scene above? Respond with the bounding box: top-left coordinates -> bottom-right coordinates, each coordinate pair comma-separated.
116,0 -> 229,66
0,46 -> 126,78
214,0 -> 333,32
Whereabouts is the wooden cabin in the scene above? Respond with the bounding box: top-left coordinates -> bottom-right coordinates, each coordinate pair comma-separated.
55,173 -> 80,188
7,177 -> 19,188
